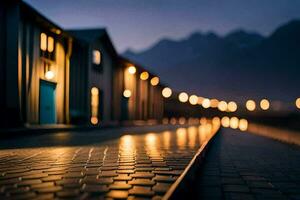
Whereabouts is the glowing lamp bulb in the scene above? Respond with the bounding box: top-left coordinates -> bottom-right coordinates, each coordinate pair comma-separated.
150,77 -> 159,86
178,92 -> 188,103
45,70 -> 54,80
123,89 -> 132,98
162,87 -> 172,98
128,66 -> 136,74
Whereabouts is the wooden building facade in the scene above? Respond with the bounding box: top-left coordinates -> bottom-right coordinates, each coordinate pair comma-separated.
0,1 -> 72,127
0,1 -> 165,128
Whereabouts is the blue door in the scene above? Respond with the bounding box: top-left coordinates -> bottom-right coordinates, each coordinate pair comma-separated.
40,81 -> 56,124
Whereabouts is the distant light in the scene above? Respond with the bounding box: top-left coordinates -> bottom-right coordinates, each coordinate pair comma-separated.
91,117 -> 98,125
230,117 -> 239,129
178,92 -> 188,103
45,70 -> 54,80
246,100 -> 256,111
55,29 -> 62,35
140,71 -> 149,80
189,95 -> 198,105
296,98 -> 300,109
93,50 -> 101,65
239,119 -> 248,131
221,116 -> 230,127
170,117 -> 177,125
40,33 -> 47,51
91,87 -> 99,95
212,117 -> 221,126
228,101 -> 237,112
218,101 -> 227,112
162,87 -> 172,98
260,99 -> 270,110
197,96 -> 204,105
202,98 -> 210,108
128,66 -> 136,74
123,89 -> 132,98
47,36 -> 54,53
150,77 -> 159,86
179,117 -> 186,125
210,99 -> 219,108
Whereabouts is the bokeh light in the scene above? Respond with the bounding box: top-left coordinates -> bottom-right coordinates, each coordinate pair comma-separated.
178,92 -> 189,103
128,65 -> 136,74
260,99 -> 270,110
246,100 -> 256,111
189,95 -> 198,105
162,87 -> 172,98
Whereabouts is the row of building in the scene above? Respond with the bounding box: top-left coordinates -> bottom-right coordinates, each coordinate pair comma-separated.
0,1 -> 171,127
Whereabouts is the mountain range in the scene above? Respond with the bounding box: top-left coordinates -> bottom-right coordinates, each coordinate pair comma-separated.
123,20 -> 300,104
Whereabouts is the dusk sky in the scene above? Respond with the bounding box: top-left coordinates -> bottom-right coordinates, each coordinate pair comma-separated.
24,0 -> 300,52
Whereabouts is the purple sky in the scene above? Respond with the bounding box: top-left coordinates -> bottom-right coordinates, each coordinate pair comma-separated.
24,0 -> 300,53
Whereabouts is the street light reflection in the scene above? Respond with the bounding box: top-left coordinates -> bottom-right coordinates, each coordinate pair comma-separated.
176,128 -> 187,150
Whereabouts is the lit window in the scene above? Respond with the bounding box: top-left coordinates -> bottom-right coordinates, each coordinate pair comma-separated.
91,87 -> 99,125
93,50 -> 101,65
40,33 -> 47,51
47,36 -> 54,52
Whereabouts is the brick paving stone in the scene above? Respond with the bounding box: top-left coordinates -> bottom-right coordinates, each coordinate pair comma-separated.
128,179 -> 156,186
152,183 -> 171,194
129,186 -> 155,197
109,183 -> 132,190
106,190 -> 129,199
81,184 -> 109,193
0,124 -> 219,199
196,128 -> 300,200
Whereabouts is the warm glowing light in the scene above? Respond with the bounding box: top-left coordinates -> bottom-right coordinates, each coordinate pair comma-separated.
140,71 -> 149,80
170,117 -> 177,125
296,98 -> 300,109
221,116 -> 230,127
218,101 -> 227,112
239,119 -> 248,131
202,98 -> 211,108
246,100 -> 256,111
212,117 -> 221,126
91,117 -> 98,125
230,117 -> 239,129
91,87 -> 99,96
197,97 -> 204,105
40,33 -> 47,51
179,117 -> 186,125
128,66 -> 136,74
178,92 -> 188,103
210,99 -> 219,108
189,95 -> 198,105
123,89 -> 132,98
45,70 -> 54,80
228,101 -> 237,112
150,77 -> 159,86
91,87 -> 99,125
200,117 -> 207,125
162,118 -> 169,124
47,36 -> 54,52
93,50 -> 101,65
162,87 -> 172,98
260,99 -> 270,110
176,128 -> 187,149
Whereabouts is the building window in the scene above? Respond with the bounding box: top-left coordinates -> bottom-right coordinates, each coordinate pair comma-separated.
40,32 -> 55,60
40,33 -> 47,51
93,50 -> 101,65
91,87 -> 99,125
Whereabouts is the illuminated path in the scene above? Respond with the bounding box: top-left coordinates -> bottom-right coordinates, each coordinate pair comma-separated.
0,123 -> 218,200
196,128 -> 300,200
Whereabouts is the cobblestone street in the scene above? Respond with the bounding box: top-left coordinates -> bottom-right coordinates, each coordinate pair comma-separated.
196,128 -> 300,200
0,122 -> 218,200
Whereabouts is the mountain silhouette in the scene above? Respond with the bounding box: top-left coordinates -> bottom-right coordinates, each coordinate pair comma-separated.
123,20 -> 300,105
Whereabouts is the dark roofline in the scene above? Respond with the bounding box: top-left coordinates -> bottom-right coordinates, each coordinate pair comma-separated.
67,28 -> 118,56
119,56 -> 167,88
20,0 -> 70,38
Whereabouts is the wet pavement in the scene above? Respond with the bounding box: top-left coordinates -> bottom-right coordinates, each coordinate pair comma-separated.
0,122 -> 219,200
196,127 -> 300,200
